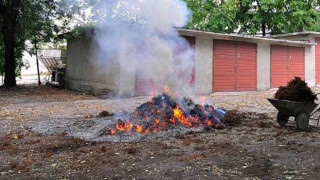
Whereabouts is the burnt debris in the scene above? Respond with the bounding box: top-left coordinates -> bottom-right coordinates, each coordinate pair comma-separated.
108,93 -> 226,135
98,111 -> 114,117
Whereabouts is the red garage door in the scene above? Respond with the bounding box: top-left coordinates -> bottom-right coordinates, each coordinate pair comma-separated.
135,36 -> 196,96
213,40 -> 257,91
271,45 -> 305,88
135,69 -> 156,96
316,38 -> 320,84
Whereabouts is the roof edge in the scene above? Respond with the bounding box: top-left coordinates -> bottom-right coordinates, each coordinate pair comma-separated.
270,31 -> 320,38
177,29 -> 315,47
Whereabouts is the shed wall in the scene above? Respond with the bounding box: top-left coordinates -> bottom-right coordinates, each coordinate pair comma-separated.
66,35 -> 121,95
194,36 -> 213,94
257,43 -> 271,90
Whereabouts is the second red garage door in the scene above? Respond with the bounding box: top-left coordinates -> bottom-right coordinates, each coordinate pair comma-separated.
271,45 -> 305,88
213,40 -> 257,91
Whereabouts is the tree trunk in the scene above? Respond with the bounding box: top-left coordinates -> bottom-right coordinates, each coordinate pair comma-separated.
0,0 -> 22,87
256,0 -> 266,36
262,22 -> 266,36
2,24 -> 16,87
34,37 -> 41,86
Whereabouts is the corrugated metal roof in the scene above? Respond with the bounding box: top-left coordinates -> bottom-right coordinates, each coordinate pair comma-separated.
39,50 -> 66,73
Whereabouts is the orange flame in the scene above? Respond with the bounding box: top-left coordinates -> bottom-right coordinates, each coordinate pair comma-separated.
205,119 -> 213,125
164,86 -> 170,93
110,129 -> 117,135
135,124 -> 143,133
111,98 -> 219,136
125,120 -> 133,130
115,119 -> 133,132
116,119 -> 125,131
191,115 -> 199,123
168,118 -> 176,124
145,128 -> 150,133
153,118 -> 160,132
173,106 -> 192,127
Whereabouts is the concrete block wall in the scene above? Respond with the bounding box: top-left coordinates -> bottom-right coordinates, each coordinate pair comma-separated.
194,36 -> 213,94
66,35 -> 122,95
305,39 -> 316,86
257,43 -> 271,90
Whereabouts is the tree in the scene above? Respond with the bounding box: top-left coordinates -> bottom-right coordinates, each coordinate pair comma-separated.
0,0 -> 92,87
183,0 -> 320,36
236,0 -> 320,35
184,0 -> 238,33
271,0 -> 320,34
0,0 -> 22,86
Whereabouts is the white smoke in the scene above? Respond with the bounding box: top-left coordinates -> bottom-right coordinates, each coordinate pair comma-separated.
92,0 -> 196,99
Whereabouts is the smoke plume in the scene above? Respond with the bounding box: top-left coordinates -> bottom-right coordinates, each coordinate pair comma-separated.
92,0 -> 195,99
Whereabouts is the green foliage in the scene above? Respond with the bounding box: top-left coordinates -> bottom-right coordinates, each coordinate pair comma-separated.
272,0 -> 320,34
0,0 -> 94,82
184,0 -> 320,35
184,0 -> 238,33
57,23 -> 95,42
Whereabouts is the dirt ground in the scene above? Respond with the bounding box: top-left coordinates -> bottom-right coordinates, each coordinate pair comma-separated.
0,85 -> 320,180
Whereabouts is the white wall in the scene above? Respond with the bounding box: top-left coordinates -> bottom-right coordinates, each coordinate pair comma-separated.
20,51 -> 48,76
257,43 -> 271,90
194,36 -> 213,94
66,35 -> 122,95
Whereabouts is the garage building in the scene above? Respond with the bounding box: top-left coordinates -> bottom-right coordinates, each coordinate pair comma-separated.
65,29 -> 315,96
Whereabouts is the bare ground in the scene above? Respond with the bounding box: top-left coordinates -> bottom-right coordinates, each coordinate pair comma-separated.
0,85 -> 320,179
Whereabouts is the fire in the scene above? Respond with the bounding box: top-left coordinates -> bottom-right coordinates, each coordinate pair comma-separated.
125,120 -> 133,130
135,124 -> 143,133
153,118 -> 160,132
205,119 -> 213,126
115,119 -> 133,132
108,93 -> 224,136
115,119 -> 125,131
168,118 -> 176,124
110,129 -> 117,135
173,106 -> 192,127
164,86 -> 170,93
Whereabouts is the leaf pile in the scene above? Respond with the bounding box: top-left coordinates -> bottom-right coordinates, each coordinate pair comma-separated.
274,77 -> 317,103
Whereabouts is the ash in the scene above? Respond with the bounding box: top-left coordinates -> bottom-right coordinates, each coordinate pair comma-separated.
29,94 -> 226,142
29,117 -> 211,143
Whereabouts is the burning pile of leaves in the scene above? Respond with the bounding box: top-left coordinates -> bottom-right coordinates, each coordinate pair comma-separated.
275,77 -> 317,103
107,93 -> 225,135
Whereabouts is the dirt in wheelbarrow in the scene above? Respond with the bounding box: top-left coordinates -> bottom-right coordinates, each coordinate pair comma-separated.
1,85 -> 320,179
275,77 -> 317,102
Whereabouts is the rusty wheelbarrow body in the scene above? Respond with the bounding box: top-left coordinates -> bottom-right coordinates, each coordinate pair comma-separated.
267,98 -> 320,130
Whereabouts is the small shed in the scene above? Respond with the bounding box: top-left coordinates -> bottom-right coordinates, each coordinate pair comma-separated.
65,29 -> 315,96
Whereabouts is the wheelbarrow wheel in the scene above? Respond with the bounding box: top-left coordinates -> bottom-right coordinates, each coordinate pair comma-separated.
295,112 -> 309,130
277,112 -> 289,126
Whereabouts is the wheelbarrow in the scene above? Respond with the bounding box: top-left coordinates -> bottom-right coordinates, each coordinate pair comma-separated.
267,98 -> 320,130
